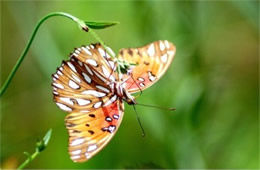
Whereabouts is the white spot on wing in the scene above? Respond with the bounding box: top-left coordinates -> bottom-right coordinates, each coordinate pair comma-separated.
75,49 -> 80,54
148,71 -> 156,82
147,43 -> 155,57
78,60 -> 83,66
138,77 -> 145,82
54,74 -> 59,78
53,83 -> 64,89
113,114 -> 119,119
159,41 -> 165,51
160,54 -> 168,63
82,72 -> 91,84
56,103 -> 72,111
53,91 -> 58,95
57,70 -> 63,76
87,145 -> 98,152
108,125 -> 116,133
106,117 -> 112,122
102,66 -> 110,78
93,101 -> 102,108
98,48 -> 106,57
81,90 -> 106,97
71,155 -> 80,160
86,59 -> 98,67
69,80 -> 80,89
72,74 -> 81,83
85,153 -> 91,159
93,70 -> 107,83
68,62 -> 77,72
104,95 -> 117,106
139,82 -> 145,87
102,66 -> 115,81
96,85 -> 110,93
80,110 -> 90,113
71,150 -> 81,155
165,40 -> 170,48
76,98 -> 91,106
82,47 -> 92,55
149,76 -> 156,81
71,138 -> 84,146
60,97 -> 73,105
167,50 -> 175,57
84,64 -> 93,75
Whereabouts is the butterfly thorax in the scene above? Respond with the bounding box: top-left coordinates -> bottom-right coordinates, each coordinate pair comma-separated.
112,81 -> 136,105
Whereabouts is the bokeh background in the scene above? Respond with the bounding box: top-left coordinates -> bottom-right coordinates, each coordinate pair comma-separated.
1,1 -> 259,169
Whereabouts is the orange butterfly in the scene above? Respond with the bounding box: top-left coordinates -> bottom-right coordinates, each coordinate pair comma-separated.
52,40 -> 176,162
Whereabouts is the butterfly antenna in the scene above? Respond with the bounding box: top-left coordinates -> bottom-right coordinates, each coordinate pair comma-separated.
136,103 -> 176,111
133,105 -> 145,137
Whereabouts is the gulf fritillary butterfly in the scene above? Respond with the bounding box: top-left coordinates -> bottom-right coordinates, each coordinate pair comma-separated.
51,40 -> 176,162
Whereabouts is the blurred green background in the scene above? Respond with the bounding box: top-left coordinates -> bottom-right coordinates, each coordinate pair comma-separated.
1,1 -> 259,169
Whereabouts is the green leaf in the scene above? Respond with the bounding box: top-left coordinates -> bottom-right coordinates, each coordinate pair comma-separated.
84,21 -> 119,29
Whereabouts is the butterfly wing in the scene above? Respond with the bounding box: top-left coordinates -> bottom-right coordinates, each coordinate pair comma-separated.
52,43 -> 118,112
52,56 -> 113,112
118,40 -> 176,93
66,99 -> 123,162
52,45 -> 122,162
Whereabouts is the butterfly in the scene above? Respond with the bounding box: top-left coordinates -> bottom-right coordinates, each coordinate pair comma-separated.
51,40 -> 176,162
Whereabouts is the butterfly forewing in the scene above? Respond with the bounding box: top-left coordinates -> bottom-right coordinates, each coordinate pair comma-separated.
52,56 -> 113,112
118,40 -> 176,93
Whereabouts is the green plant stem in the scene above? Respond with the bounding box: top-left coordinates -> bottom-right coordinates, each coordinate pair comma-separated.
17,129 -> 52,169
17,151 -> 39,169
1,12 -> 89,97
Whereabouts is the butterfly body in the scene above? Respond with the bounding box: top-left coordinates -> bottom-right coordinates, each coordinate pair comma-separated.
52,40 -> 176,162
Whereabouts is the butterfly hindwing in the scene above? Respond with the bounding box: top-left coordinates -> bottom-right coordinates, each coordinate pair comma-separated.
118,40 -> 176,93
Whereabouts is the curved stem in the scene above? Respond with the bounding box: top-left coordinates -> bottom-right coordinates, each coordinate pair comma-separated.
0,12 -> 119,97
0,12 -> 86,97
17,151 -> 39,170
